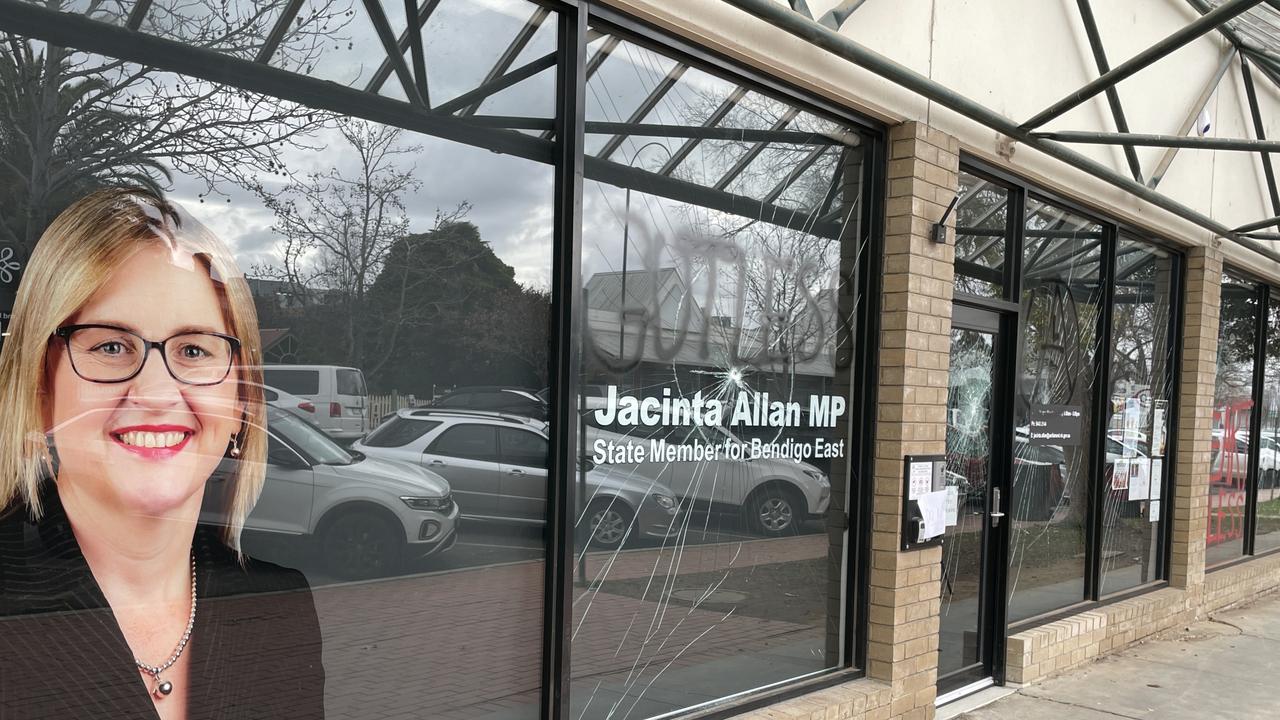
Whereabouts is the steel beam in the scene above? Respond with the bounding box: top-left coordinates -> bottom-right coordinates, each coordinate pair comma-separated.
404,0 -> 429,104
1021,0 -> 1262,130
1235,215 -> 1280,233
255,0 -> 305,65
1149,45 -> 1236,188
657,86 -> 748,176
713,107 -> 802,191
585,154 -> 841,238
0,0 -> 553,162
362,0 -> 426,106
817,0 -> 870,30
366,0 -> 443,95
460,6 -> 551,116
125,0 -> 151,30
1033,130 -> 1280,152
1241,56 -> 1280,217
434,52 -> 557,115
583,120 -> 845,144
594,63 -> 689,162
722,0 -> 1280,265
1076,0 -> 1143,183
762,144 -> 829,204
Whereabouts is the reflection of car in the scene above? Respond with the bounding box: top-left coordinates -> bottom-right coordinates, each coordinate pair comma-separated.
262,364 -> 369,440
1209,428 -> 1280,486
1010,426 -> 1067,522
430,386 -> 547,420
201,406 -> 458,579
353,409 -> 682,550
244,381 -> 316,416
582,418 -> 830,536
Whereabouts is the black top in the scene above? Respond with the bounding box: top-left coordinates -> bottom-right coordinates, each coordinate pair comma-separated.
0,486 -> 325,719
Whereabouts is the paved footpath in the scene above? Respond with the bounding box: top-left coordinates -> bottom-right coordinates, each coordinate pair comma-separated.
958,590 -> 1280,720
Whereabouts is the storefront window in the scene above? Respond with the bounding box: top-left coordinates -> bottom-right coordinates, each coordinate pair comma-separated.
1099,239 -> 1175,596
1008,198 -> 1103,623
1258,299 -> 1280,554
1206,271 -> 1260,567
0,0 -> 557,715
571,27 -> 866,719
955,171 -> 1010,299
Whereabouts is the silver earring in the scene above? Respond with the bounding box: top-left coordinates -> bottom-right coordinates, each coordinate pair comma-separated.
229,434 -> 241,458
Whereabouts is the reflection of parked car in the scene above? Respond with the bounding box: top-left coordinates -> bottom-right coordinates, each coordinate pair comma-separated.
242,380 -> 316,416
430,386 -> 548,420
353,409 -> 681,550
1209,428 -> 1280,486
201,406 -> 457,579
262,364 -> 369,440
582,418 -> 830,537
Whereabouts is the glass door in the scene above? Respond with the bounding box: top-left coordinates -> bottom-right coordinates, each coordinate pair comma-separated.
938,305 -> 1009,697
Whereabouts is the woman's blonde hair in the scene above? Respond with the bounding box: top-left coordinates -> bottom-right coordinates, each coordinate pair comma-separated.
0,187 -> 266,549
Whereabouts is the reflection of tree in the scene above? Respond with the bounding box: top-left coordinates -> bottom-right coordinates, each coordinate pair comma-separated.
258,120 -> 430,372
365,221 -> 545,393
0,0 -> 347,249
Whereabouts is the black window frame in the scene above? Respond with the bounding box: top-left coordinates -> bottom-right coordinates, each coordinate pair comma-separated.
0,2 -> 887,718
959,155 -> 1185,635
1206,266 -> 1280,569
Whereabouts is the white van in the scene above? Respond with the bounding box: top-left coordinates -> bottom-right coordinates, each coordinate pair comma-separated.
262,365 -> 369,441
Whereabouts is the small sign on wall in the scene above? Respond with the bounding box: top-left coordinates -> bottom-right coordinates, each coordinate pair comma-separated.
902,454 -> 947,551
1029,405 -> 1083,446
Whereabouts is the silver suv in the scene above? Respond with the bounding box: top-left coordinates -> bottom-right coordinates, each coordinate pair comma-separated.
353,409 -> 682,550
201,406 -> 458,579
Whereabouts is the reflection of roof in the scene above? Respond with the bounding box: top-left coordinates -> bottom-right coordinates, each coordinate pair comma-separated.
585,307 -> 834,377
259,328 -> 291,351
584,269 -> 708,331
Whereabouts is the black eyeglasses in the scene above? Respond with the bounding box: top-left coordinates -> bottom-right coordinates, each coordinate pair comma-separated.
54,324 -> 242,386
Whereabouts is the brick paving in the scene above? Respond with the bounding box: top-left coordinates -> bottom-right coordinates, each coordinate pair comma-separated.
310,534 -> 828,719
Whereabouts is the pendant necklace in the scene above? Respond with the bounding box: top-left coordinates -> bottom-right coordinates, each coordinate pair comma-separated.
134,554 -> 197,699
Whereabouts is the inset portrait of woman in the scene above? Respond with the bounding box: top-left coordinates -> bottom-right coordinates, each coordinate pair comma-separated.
0,188 -> 325,720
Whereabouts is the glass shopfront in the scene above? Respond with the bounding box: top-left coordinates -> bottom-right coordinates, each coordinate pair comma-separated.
0,2 -> 879,719
949,162 -> 1182,641
1204,270 -> 1280,567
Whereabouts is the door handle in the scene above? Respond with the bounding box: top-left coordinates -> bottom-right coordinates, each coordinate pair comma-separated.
990,487 -> 1005,527
430,459 -> 447,466
509,468 -> 526,475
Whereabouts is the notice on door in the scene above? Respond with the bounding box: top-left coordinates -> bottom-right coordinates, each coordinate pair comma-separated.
1029,405 -> 1083,446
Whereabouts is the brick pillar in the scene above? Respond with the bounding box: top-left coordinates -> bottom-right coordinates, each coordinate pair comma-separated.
867,121 -> 958,719
1170,246 -> 1223,591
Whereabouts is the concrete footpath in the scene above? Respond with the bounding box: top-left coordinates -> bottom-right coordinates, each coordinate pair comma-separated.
956,590 -> 1280,720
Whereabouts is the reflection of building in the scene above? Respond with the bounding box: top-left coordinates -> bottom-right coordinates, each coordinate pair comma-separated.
259,328 -> 299,363
583,268 -> 838,384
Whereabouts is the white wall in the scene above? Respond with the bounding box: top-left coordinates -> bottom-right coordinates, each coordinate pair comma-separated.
607,0 -> 1280,280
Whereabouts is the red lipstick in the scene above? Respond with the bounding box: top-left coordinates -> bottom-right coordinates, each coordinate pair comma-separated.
110,424 -> 194,460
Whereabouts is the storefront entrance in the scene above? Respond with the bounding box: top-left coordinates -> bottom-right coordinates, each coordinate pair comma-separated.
937,304 -> 1011,701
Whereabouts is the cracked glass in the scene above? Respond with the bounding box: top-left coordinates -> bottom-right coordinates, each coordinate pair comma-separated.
571,26 -> 865,720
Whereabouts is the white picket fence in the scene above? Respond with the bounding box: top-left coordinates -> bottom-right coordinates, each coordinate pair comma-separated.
367,392 -> 421,427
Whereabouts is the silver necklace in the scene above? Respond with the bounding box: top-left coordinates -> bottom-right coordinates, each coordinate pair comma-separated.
134,555 -> 196,699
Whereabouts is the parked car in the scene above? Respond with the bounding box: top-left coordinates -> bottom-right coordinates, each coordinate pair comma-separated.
353,409 -> 682,550
262,364 -> 369,440
581,417 -> 831,536
430,386 -> 548,420
201,406 -> 458,579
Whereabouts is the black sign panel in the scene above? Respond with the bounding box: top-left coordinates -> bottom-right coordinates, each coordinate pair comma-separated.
1029,404 -> 1083,446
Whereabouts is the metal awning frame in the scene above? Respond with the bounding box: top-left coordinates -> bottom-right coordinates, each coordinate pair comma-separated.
751,0 -> 1280,263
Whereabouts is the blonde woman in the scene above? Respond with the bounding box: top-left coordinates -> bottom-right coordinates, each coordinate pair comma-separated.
0,188 -> 324,720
